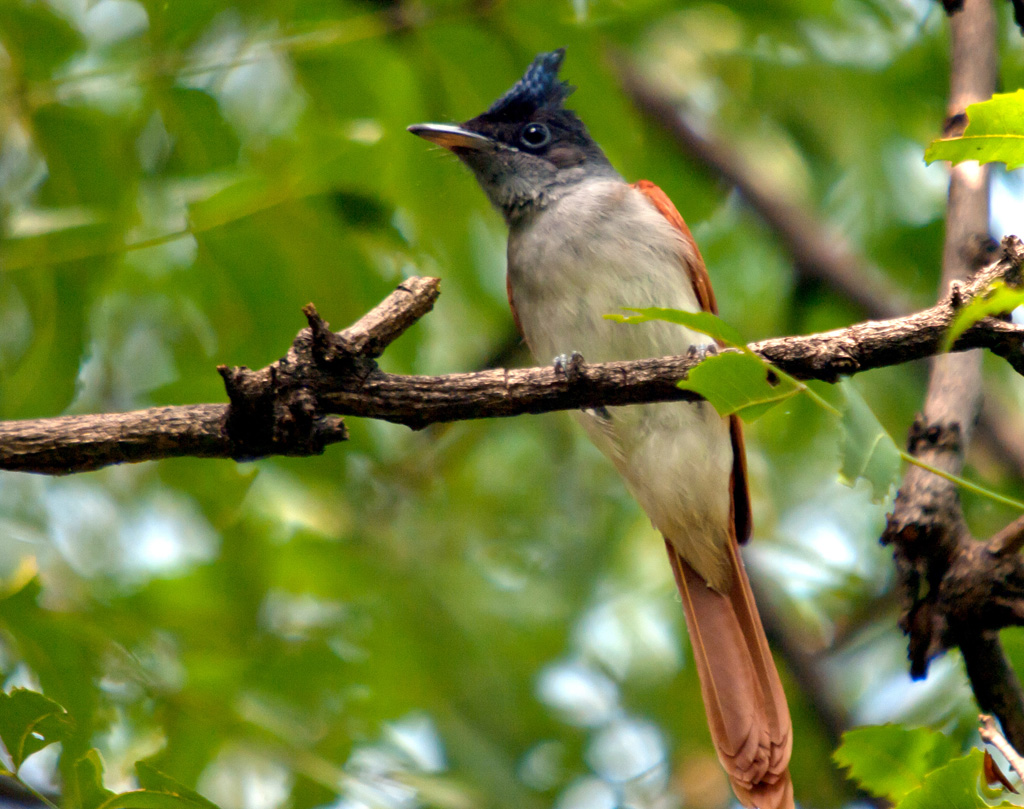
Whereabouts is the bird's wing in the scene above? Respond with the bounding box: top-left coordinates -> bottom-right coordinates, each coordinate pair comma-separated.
632,179 -> 718,313
633,179 -> 751,543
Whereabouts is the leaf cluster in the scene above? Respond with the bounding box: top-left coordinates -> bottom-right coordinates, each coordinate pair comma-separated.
836,724 -> 1021,808
0,688 -> 216,809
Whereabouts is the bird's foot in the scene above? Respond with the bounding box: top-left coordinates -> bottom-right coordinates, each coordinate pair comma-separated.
553,351 -> 586,384
583,405 -> 612,422
687,343 -> 719,362
554,352 -> 608,420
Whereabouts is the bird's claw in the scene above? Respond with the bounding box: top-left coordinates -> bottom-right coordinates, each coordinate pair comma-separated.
687,343 -> 719,362
553,351 -> 586,384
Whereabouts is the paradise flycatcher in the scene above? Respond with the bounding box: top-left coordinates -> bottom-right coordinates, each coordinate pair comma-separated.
409,49 -> 793,809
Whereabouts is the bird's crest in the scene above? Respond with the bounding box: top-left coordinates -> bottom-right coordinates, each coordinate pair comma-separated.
482,49 -> 574,120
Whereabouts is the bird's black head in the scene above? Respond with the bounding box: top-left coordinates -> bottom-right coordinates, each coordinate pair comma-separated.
408,49 -> 619,224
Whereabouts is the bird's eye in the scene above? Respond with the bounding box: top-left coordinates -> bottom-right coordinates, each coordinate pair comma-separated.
519,122 -> 551,149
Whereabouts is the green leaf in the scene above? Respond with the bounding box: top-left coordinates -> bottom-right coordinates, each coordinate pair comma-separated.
135,762 -> 219,809
32,104 -> 137,210
605,307 -> 745,348
0,688 -> 74,769
0,0 -> 83,80
897,749 -> 1017,809
159,88 -> 240,175
925,90 -> 1024,169
77,749 -> 115,809
838,381 -> 901,502
834,724 -> 959,800
0,221 -> 125,271
676,351 -> 800,421
97,791 -> 222,809
943,281 -> 1024,350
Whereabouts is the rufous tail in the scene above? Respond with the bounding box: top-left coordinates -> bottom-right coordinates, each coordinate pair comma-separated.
665,537 -> 794,809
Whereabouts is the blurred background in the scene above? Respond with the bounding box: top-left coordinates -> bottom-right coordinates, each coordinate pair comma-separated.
1,0 -> 1024,806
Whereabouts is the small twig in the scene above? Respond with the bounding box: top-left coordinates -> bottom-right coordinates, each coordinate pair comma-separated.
331,276 -> 441,358
981,713 -> 1024,784
989,515 -> 1024,556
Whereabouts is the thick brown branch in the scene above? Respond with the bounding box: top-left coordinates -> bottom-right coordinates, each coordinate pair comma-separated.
991,515 -> 1024,557
0,405 -> 233,475
962,636 -> 1024,752
0,278 -> 441,474
0,239 -> 1022,476
326,300 -> 1024,428
879,0 -> 1024,754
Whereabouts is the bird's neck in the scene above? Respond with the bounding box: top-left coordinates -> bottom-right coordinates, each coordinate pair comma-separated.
498,164 -> 623,227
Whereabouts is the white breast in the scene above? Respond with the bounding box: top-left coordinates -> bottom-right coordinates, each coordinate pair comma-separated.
507,179 -> 734,589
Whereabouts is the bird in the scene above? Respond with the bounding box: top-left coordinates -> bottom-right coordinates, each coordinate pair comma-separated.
408,49 -> 793,809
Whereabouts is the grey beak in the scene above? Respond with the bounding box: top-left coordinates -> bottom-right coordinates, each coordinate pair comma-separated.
407,123 -> 495,152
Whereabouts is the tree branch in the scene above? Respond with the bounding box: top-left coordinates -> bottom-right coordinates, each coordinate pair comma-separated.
1,237 -> 1022,476
0,275 -> 444,474
880,0 -> 1024,753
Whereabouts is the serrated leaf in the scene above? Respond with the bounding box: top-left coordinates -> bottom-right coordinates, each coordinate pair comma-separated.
605,307 -> 744,348
925,90 -> 1024,169
135,763 -> 219,809
943,281 -> 1024,350
77,750 -> 115,809
838,381 -> 901,502
0,688 -> 74,769
897,749 -> 1018,809
676,351 -> 800,421
834,724 -> 960,800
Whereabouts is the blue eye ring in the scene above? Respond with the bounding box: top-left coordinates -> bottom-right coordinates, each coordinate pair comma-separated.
520,122 -> 551,149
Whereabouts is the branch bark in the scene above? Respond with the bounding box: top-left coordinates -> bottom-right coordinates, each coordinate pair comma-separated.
879,0 -> 1024,753
1,237 -> 1022,476
0,275 -> 444,474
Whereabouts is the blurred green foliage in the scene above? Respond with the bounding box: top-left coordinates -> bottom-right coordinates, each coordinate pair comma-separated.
1,1 -> 1024,808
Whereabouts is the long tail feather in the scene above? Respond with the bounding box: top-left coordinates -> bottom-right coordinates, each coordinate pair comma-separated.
666,538 -> 793,809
